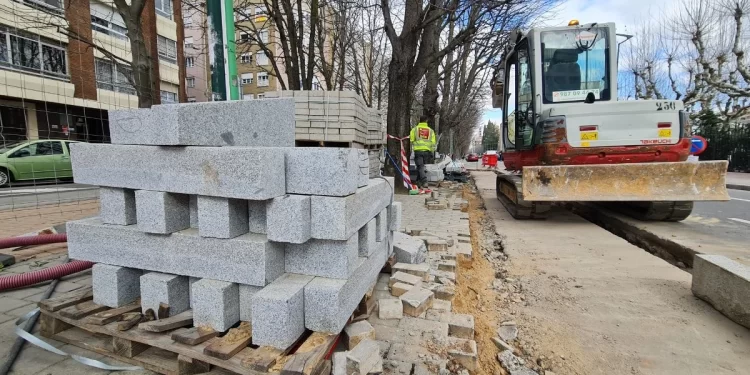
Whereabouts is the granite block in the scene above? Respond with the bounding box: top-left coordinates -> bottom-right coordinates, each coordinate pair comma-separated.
110,98 -> 295,147
375,208 -> 387,242
304,236 -> 387,333
189,195 -> 198,229
248,200 -> 268,234
70,143 -> 286,200
285,233 -> 359,279
357,149 -> 369,187
285,148 -> 360,196
392,232 -> 427,264
197,196 -> 249,239
692,254 -> 750,329
188,277 -> 199,307
99,188 -> 136,225
140,272 -> 190,316
267,195 -> 310,244
67,217 -> 284,286
311,178 -> 394,240
358,219 -> 377,257
192,279 -> 240,332
135,190 -> 191,234
252,274 -> 314,349
239,284 -> 262,322
92,264 -> 142,307
387,202 -> 402,231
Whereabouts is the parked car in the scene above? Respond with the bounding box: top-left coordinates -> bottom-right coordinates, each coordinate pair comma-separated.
0,140 -> 80,187
466,153 -> 479,162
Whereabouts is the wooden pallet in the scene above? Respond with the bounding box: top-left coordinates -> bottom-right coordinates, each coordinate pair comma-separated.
37,287 -> 338,375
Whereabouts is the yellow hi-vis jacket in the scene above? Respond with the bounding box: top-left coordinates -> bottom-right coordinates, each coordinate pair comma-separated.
410,122 -> 436,152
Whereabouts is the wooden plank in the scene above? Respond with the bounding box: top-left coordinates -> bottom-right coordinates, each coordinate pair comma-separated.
172,326 -> 219,346
204,322 -> 252,360
139,310 -> 193,333
84,302 -> 141,325
177,354 -> 211,375
39,313 -> 72,337
118,313 -> 144,331
113,336 -> 151,358
158,303 -> 170,320
239,346 -> 283,372
280,332 -> 338,375
59,300 -> 109,320
38,287 -> 93,312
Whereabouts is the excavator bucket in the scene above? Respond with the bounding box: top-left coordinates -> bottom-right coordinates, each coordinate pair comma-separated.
521,161 -> 730,202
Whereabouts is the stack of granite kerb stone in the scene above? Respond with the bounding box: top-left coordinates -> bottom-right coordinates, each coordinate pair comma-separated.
65,98 -> 402,350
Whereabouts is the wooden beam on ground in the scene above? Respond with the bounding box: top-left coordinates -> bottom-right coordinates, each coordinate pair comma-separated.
177,354 -> 211,374
83,301 -> 141,325
240,346 -> 283,372
38,287 -> 93,312
204,322 -> 252,360
172,326 -> 219,346
59,301 -> 109,320
280,332 -> 338,375
139,310 -> 193,333
117,313 -> 144,331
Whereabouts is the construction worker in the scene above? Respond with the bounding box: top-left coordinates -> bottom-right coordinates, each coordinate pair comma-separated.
410,115 -> 437,190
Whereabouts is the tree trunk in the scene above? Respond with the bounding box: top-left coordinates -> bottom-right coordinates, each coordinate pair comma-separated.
129,30 -> 154,108
385,59 -> 414,193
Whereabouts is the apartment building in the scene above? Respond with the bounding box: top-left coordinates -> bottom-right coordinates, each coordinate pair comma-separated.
183,0 -> 210,102
0,0 -> 185,143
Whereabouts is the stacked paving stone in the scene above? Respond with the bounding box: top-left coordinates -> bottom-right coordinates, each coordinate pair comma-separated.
265,90 -> 385,146
66,98 -> 402,351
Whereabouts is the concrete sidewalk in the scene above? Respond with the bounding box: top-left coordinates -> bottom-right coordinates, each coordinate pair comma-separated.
727,172 -> 750,191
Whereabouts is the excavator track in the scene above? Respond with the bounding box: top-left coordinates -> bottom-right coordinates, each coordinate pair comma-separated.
606,201 -> 694,222
495,172 -> 551,220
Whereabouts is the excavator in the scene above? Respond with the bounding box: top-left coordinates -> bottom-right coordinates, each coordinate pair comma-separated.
490,21 -> 729,221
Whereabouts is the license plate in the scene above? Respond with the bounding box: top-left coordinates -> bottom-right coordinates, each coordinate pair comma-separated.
580,132 -> 598,141
658,129 -> 672,138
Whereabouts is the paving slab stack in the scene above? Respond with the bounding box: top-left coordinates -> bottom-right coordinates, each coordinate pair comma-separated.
265,90 -> 385,178
66,98 -> 401,351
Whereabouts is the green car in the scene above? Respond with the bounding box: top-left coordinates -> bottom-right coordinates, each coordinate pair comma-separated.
0,140 -> 80,187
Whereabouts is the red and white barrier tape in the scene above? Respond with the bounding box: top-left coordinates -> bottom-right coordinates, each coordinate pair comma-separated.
387,134 -> 417,190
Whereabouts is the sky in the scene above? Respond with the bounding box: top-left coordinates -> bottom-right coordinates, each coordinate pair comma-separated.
480,0 -> 683,127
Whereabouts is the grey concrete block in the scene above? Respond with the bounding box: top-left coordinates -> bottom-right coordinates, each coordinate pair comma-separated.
375,208 -> 387,242
99,188 -> 136,225
311,178 -> 394,240
252,274 -> 314,349
267,195 -> 310,244
140,272 -> 190,316
70,143 -> 286,200
67,217 -> 284,286
392,232 -> 427,264
304,236 -> 387,333
92,264 -> 142,307
135,190 -> 191,234
189,195 -> 199,229
285,233 -> 359,279
692,254 -> 750,329
110,98 -> 295,147
188,277 -> 199,307
239,284 -> 262,322
197,196 -> 249,239
358,219 -> 377,257
387,202 -> 402,231
346,339 -> 381,375
248,200 -> 268,234
192,279 -> 240,332
285,148 -> 360,197
357,149 -> 369,187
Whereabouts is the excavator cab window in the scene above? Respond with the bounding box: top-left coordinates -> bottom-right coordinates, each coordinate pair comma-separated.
502,39 -> 535,151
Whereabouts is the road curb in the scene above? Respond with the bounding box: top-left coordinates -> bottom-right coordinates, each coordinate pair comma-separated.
727,184 -> 750,192
0,187 -> 99,198
566,202 -> 698,268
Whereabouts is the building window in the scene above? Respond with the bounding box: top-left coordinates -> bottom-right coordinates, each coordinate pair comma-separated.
186,77 -> 195,87
257,93 -> 265,99
256,51 -> 268,66
95,58 -> 136,95
240,53 -> 252,64
157,35 -> 177,63
155,0 -> 172,19
240,72 -> 253,85
257,71 -> 269,87
242,93 -> 254,100
183,12 -> 192,25
160,90 -> 177,104
90,1 -> 128,40
19,0 -> 63,13
239,32 -> 250,43
0,30 -> 68,78
184,36 -> 193,49
187,97 -> 196,102
185,56 -> 194,67
255,6 -> 267,22
259,30 -> 269,43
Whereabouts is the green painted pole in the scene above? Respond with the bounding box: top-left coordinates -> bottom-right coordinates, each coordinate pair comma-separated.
207,0 -> 226,100
223,0 -> 239,100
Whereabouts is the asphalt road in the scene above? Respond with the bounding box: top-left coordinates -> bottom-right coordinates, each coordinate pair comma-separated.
0,182 -> 98,211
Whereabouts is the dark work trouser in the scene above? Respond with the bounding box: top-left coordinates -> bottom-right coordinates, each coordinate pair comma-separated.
414,150 -> 432,188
